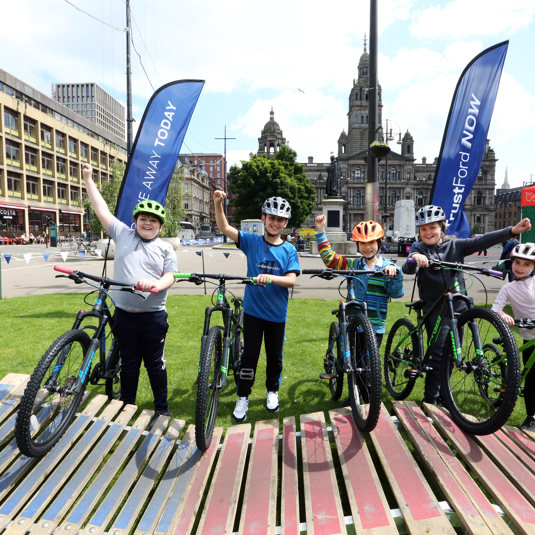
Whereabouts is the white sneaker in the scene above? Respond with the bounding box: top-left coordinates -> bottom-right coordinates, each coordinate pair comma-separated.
266,391 -> 279,413
233,397 -> 249,422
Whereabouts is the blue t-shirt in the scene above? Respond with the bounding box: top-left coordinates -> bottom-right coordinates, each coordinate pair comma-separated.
238,232 -> 300,323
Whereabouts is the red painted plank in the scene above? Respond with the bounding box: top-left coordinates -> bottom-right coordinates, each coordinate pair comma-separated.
331,412 -> 391,529
201,431 -> 247,532
281,418 -> 299,535
242,427 -> 276,534
431,408 -> 535,524
302,419 -> 343,535
395,404 -> 497,518
374,409 -> 441,520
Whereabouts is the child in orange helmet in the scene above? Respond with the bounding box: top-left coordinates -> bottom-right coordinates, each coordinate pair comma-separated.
315,216 -> 403,346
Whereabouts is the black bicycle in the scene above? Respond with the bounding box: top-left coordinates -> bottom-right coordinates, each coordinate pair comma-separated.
384,259 -> 521,435
174,272 -> 264,451
15,265 -> 156,457
303,268 -> 382,432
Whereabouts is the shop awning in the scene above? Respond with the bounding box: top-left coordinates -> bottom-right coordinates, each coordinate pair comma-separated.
61,209 -> 84,215
29,206 -> 57,213
0,202 -> 28,210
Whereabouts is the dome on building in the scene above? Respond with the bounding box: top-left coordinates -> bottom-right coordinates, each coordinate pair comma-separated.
257,108 -> 286,157
261,108 -> 284,137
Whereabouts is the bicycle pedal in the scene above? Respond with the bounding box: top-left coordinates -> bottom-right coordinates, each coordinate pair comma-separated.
320,373 -> 334,380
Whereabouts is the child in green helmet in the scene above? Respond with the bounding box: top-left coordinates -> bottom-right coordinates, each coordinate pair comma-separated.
82,163 -> 177,417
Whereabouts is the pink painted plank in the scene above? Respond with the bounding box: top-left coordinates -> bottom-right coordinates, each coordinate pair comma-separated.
302,417 -> 344,535
331,411 -> 393,530
281,417 -> 299,535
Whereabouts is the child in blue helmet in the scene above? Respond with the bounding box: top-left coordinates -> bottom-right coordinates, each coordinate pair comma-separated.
82,163 -> 177,417
213,190 -> 300,422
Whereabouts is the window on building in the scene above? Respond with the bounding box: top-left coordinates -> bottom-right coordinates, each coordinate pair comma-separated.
42,153 -> 53,174
69,162 -> 79,180
43,179 -> 54,200
68,137 -> 77,156
416,191 -> 424,207
5,140 -> 21,165
25,148 -> 38,169
80,142 -> 88,161
58,185 -> 67,202
26,178 -> 39,197
40,126 -> 52,147
57,157 -> 66,176
4,108 -> 18,132
56,132 -> 65,152
24,117 -> 37,141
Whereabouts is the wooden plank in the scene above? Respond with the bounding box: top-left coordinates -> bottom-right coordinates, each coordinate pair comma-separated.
502,424 -> 535,464
370,403 -> 456,535
426,404 -> 535,534
0,394 -> 106,531
195,423 -> 251,534
107,417 -> 184,535
163,426 -> 223,535
9,398 -> 124,535
0,374 -> 28,430
394,401 -> 512,535
30,403 -> 138,535
238,419 -> 279,535
300,411 -> 346,535
0,373 -> 28,406
55,410 -> 153,534
82,412 -> 168,535
490,427 -> 535,475
329,407 -> 397,534
135,425 -> 198,535
280,416 -> 300,535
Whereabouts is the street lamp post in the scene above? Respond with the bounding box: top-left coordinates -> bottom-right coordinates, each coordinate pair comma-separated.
382,119 -> 402,228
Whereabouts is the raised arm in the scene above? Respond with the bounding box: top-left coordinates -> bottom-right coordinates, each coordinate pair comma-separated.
213,190 -> 239,243
82,163 -> 113,231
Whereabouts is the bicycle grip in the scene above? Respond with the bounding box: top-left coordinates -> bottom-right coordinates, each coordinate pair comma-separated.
173,272 -> 193,278
487,268 -> 506,278
54,265 -> 74,274
135,284 -> 159,294
252,277 -> 272,284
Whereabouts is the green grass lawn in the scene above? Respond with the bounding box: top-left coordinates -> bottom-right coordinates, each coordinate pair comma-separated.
0,294 -> 526,430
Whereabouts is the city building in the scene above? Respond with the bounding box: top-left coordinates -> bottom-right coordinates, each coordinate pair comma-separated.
0,69 -> 127,240
177,155 -> 216,235
298,43 -> 498,236
53,82 -> 126,141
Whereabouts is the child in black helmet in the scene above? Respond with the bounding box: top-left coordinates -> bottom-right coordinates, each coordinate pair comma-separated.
213,191 -> 300,422
402,204 -> 531,406
82,163 -> 177,417
492,242 -> 535,430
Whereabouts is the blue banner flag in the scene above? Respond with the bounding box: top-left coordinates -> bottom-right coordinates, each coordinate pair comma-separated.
430,41 -> 508,237
115,79 -> 204,226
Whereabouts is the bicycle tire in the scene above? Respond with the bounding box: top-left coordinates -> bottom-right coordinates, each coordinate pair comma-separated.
324,322 -> 343,400
195,326 -> 223,451
231,309 -> 244,385
384,317 -> 420,399
105,339 -> 121,400
15,329 -> 91,457
441,307 -> 520,435
347,312 -> 382,432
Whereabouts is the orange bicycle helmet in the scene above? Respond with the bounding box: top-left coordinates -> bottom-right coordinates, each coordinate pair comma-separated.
352,220 -> 384,242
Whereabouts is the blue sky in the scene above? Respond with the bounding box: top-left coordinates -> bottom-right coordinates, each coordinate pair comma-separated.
3,0 -> 535,188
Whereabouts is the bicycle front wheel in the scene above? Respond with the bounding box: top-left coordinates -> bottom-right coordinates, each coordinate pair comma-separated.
105,339 -> 121,400
441,307 -> 520,435
384,317 -> 420,400
347,313 -> 382,432
195,326 -> 223,451
15,329 -> 91,457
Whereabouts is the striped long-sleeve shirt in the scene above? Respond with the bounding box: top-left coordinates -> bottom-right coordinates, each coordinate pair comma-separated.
315,231 -> 404,333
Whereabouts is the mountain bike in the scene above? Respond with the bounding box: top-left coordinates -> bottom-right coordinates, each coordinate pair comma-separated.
384,259 -> 521,435
174,272 -> 264,451
76,238 -> 98,256
302,268 -> 382,432
15,265 -> 156,457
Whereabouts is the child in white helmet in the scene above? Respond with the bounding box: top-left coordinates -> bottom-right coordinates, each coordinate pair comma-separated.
492,242 -> 535,431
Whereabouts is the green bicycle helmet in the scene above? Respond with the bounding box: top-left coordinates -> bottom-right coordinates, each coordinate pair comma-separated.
132,200 -> 166,224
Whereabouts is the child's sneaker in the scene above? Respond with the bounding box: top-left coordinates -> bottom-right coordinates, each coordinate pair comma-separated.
233,397 -> 249,422
266,391 -> 280,413
520,416 -> 535,431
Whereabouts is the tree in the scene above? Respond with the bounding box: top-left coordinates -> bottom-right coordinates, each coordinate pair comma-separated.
228,145 -> 315,228
161,167 -> 186,237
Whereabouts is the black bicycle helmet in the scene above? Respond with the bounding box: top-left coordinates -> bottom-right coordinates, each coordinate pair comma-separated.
262,196 -> 292,219
415,204 -> 446,227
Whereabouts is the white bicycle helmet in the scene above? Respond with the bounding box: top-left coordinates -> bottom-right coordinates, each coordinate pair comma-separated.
262,196 -> 292,219
415,204 -> 446,227
510,242 -> 535,262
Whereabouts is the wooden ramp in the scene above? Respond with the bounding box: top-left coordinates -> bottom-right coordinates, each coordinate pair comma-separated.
0,374 -> 535,534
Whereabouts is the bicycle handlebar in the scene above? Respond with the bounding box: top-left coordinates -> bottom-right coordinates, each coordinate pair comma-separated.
514,318 -> 535,328
302,267 -> 383,280
406,257 -> 504,278
173,272 -> 272,285
54,265 -> 159,293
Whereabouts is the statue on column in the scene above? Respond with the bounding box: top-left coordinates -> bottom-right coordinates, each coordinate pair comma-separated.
325,155 -> 340,197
